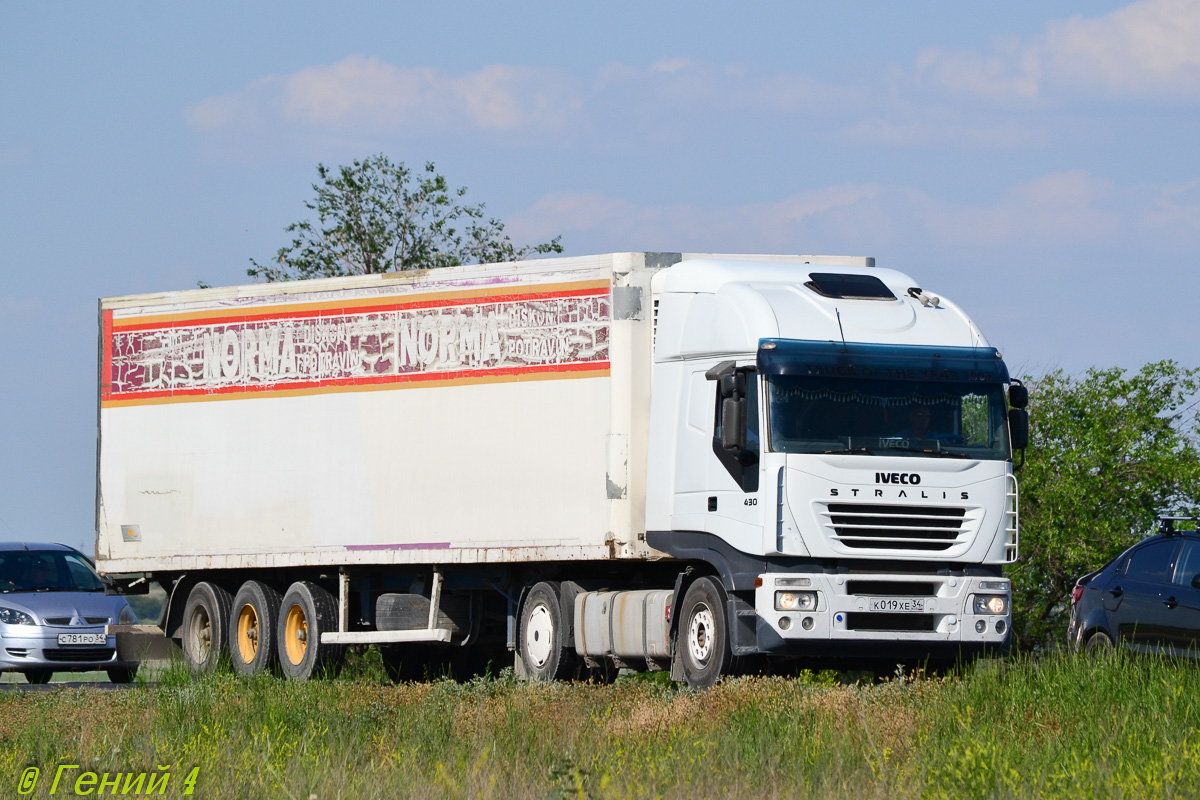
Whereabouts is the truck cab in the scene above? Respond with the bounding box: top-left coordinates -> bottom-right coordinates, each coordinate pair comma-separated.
643,259 -> 1021,681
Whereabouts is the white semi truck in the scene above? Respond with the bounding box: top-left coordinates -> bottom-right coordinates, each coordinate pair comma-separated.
97,252 -> 1026,688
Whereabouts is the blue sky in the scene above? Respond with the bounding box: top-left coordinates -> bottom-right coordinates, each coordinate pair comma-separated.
2,1 -> 1198,551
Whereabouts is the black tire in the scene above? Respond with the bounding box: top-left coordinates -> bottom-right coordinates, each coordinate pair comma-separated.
107,665 -> 138,684
676,576 -> 732,690
23,668 -> 52,685
181,582 -> 234,673
518,581 -> 576,681
276,581 -> 343,681
1085,630 -> 1114,654
229,581 -> 283,676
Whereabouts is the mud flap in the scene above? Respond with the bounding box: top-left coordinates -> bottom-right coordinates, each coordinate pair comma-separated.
727,595 -> 760,657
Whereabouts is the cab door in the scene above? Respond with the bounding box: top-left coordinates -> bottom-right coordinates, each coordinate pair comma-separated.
705,366 -> 765,552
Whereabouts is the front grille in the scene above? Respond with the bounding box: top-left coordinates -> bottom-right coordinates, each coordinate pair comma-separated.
825,504 -> 967,551
846,580 -> 939,596
44,648 -> 115,663
846,613 -> 937,632
44,617 -> 109,626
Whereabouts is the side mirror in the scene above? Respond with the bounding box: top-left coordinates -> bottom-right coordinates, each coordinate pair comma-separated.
1191,574 -> 1200,590
1008,408 -> 1029,450
1008,380 -> 1028,410
721,398 -> 746,451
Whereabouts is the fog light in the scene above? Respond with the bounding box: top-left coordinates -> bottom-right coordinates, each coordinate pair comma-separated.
775,591 -> 817,612
801,616 -> 814,631
975,620 -> 986,633
996,619 -> 1007,635
779,616 -> 792,630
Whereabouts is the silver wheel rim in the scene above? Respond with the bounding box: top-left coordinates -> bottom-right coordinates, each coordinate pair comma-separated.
525,603 -> 554,667
187,607 -> 211,665
688,603 -> 715,665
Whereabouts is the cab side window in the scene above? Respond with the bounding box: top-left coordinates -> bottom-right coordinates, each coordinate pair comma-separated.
1123,541 -> 1179,584
712,369 -> 759,492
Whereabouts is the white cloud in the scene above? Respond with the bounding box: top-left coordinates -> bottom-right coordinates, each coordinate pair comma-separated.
914,0 -> 1200,102
509,184 -> 881,253
511,170 -> 1200,260
185,55 -> 582,139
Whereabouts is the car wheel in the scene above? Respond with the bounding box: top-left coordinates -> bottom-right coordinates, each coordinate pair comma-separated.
230,580 -> 283,676
181,582 -> 234,673
23,669 -> 52,685
1085,630 -> 1114,654
676,576 -> 732,690
518,581 -> 576,681
107,666 -> 138,684
276,582 -> 343,681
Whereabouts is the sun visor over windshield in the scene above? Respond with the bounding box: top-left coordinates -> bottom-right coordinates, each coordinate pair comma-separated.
757,339 -> 1010,384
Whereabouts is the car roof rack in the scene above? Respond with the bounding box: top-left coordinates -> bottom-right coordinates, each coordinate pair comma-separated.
1158,516 -> 1199,536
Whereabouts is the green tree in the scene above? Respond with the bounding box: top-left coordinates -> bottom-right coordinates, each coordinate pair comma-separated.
248,154 -> 562,282
1011,360 -> 1200,650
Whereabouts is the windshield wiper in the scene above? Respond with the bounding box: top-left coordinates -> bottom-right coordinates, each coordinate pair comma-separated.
880,446 -> 973,459
823,446 -> 875,456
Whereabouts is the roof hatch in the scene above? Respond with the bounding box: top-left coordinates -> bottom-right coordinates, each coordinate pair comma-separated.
804,273 -> 895,301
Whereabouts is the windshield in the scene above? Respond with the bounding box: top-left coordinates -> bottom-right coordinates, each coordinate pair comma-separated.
0,550 -> 104,594
766,375 -> 1010,460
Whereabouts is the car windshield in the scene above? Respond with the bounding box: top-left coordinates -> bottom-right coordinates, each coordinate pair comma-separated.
766,375 -> 1010,460
0,550 -> 104,593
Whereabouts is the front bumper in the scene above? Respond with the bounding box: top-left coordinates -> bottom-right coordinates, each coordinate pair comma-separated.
753,571 -> 1011,656
0,628 -> 135,672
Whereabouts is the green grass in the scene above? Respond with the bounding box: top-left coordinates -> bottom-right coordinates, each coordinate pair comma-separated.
1,653 -> 1198,799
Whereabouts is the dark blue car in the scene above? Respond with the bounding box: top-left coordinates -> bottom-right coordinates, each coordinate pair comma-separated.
1068,518 -> 1200,656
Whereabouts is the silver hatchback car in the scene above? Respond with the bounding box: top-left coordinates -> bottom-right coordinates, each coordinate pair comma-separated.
0,543 -> 139,684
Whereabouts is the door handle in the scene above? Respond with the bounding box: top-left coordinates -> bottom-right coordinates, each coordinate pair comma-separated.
1164,597 -> 1178,609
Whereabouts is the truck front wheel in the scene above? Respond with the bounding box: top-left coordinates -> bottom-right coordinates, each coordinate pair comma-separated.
181,582 -> 233,673
676,576 -> 732,690
276,582 -> 343,681
518,581 -> 576,681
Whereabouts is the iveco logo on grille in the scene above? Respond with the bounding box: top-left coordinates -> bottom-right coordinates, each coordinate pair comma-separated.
876,472 -> 921,485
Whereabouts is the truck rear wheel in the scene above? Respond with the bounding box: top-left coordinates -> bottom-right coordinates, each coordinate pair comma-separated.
518,581 -> 576,681
276,581 -> 343,681
181,582 -> 233,673
230,580 -> 283,676
676,576 -> 732,690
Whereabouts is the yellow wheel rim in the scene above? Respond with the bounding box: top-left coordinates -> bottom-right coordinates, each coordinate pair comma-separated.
236,603 -> 259,664
284,604 -> 308,666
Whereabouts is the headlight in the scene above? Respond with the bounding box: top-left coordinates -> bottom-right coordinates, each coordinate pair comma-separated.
0,606 -> 36,625
118,605 -> 138,625
972,595 -> 1009,615
775,591 -> 818,612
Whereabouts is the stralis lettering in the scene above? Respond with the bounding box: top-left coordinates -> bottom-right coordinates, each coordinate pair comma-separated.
830,487 -> 970,500
875,472 -> 921,485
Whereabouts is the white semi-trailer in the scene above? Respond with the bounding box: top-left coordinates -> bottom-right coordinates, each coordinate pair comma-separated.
97,252 -> 1026,688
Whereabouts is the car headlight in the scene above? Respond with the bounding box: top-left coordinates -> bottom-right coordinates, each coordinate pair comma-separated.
118,604 -> 138,625
0,606 -> 36,625
775,591 -> 818,612
972,595 -> 1009,615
